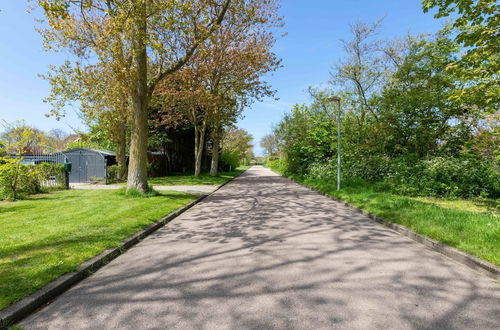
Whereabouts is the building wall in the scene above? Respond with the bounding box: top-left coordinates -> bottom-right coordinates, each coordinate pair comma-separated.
63,149 -> 110,183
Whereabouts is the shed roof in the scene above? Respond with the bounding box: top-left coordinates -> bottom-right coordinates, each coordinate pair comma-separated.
63,148 -> 116,157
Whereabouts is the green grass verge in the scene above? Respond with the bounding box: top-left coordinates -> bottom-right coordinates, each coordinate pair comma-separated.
0,189 -> 196,310
289,175 -> 500,266
148,166 -> 250,186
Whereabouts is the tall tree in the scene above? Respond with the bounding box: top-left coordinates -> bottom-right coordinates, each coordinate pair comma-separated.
156,1 -> 281,176
206,29 -> 281,175
1,121 -> 46,155
35,0 -> 234,192
375,30 -> 472,158
260,134 -> 278,157
222,128 -> 253,160
330,20 -> 386,126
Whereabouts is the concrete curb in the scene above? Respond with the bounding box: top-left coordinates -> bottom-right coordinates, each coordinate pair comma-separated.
273,170 -> 500,281
0,169 -> 248,328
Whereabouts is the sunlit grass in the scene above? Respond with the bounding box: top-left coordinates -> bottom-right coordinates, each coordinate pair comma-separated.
0,189 -> 195,310
411,196 -> 499,216
148,166 -> 249,186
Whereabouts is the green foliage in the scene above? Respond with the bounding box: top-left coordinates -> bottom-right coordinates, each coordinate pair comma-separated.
107,164 -> 127,184
422,0 -> 500,110
0,159 -> 66,200
267,159 -> 287,174
219,150 -> 241,172
299,155 -> 499,199
38,162 -> 66,183
1,120 -> 47,155
64,128 -> 115,151
384,157 -> 499,198
274,102 -> 336,175
273,23 -> 498,199
0,141 -> 6,157
0,158 -> 39,200
221,128 -> 254,164
375,29 -> 475,158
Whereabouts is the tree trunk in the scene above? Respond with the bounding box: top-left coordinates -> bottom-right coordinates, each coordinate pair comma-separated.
115,121 -> 127,181
194,121 -> 207,176
127,5 -> 149,193
210,127 -> 221,176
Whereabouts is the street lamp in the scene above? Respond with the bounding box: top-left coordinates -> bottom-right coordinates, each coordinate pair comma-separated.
327,95 -> 341,190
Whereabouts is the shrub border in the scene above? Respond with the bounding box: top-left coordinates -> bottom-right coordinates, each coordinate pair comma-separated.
0,169 -> 247,328
273,169 -> 500,281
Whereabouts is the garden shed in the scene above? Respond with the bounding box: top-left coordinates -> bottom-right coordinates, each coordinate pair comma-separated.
62,148 -> 116,183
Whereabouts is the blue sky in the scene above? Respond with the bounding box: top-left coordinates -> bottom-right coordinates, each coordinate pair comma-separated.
0,1 -> 445,156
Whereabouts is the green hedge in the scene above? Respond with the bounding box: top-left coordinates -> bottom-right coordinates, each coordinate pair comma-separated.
384,157 -> 499,198
289,155 -> 499,199
219,151 -> 240,172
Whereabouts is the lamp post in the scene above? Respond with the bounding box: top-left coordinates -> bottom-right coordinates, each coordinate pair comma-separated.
327,96 -> 341,190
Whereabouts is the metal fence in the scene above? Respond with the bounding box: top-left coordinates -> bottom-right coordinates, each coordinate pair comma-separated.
19,146 -> 69,188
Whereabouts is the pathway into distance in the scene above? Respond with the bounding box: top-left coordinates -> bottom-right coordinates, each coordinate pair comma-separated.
23,167 -> 499,329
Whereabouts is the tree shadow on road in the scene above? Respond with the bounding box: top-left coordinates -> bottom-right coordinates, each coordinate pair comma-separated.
22,168 -> 500,329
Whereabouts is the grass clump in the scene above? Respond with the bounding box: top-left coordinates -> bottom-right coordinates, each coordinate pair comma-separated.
115,186 -> 160,197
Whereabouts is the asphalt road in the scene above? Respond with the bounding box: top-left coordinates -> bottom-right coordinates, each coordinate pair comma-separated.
21,166 -> 500,329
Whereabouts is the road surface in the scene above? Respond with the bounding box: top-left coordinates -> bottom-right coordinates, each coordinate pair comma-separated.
22,166 -> 500,329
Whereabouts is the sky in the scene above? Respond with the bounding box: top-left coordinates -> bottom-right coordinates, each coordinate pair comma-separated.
0,1 -> 446,156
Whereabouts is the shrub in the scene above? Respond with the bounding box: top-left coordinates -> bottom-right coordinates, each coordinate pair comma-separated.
107,164 -> 127,184
384,157 -> 499,198
37,162 -> 66,188
307,158 -> 337,181
343,153 -> 394,182
219,151 -> 240,172
0,158 -> 40,200
302,155 -> 499,199
306,153 -> 393,184
0,159 -> 67,200
267,159 -> 287,174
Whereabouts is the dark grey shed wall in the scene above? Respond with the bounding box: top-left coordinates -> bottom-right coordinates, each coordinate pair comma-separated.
63,149 -> 115,183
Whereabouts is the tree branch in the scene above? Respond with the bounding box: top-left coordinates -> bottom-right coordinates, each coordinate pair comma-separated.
147,0 -> 232,97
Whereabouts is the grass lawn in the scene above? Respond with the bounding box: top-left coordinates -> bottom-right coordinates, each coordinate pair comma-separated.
148,166 -> 250,186
0,189 -> 195,310
291,175 -> 500,265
